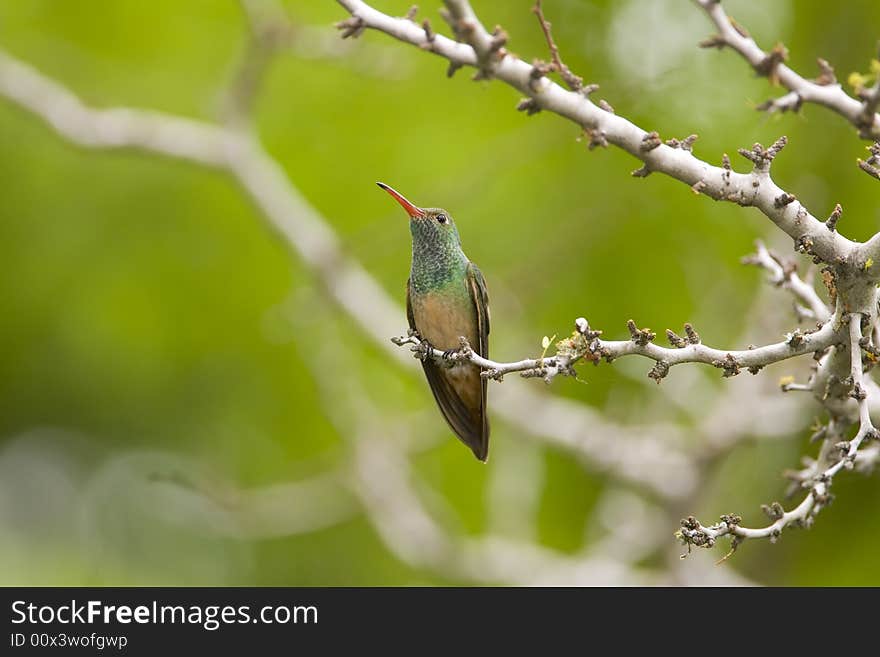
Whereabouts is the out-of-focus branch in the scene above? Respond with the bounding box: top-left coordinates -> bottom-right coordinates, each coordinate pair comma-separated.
333,0 -> 880,555
298,297 -> 668,585
145,466 -> 358,540
0,52 -> 230,165
0,47 -> 696,498
693,0 -> 880,140
221,0 -> 290,126
351,430 -> 663,585
335,0 -> 855,267
490,384 -> 698,500
224,0 -> 413,125
333,0 -> 880,549
742,240 -> 831,322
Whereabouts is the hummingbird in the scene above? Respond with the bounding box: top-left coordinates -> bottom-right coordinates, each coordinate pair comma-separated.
377,182 -> 491,462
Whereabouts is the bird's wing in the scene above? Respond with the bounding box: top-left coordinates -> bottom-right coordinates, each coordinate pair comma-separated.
465,262 -> 490,460
407,274 -> 491,462
406,278 -> 417,332
466,262 -> 490,358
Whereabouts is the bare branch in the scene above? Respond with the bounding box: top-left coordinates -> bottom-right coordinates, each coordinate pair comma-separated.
532,0 -> 583,91
221,1 -> 290,127
694,0 -> 880,139
148,468 -> 358,539
335,0 -> 855,266
742,241 -> 831,322
394,312 -> 839,384
679,313 -> 878,553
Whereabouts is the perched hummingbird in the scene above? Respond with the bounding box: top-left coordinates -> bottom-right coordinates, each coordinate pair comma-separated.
377,182 -> 491,461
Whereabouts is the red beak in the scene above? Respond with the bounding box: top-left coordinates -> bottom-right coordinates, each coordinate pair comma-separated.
377,182 -> 426,218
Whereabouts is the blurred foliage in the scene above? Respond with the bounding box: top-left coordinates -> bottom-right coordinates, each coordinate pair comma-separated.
1,0 -> 879,586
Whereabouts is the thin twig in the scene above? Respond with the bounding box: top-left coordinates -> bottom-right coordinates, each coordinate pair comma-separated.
532,0 -> 583,91
694,0 -> 880,139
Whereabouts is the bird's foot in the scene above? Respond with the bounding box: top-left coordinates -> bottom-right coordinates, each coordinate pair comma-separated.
415,338 -> 435,362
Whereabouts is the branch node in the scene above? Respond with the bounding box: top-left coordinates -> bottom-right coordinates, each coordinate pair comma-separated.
691,180 -> 707,195
584,127 -> 607,150
738,138 -> 786,171
489,25 -> 508,55
785,328 -> 804,348
720,513 -> 742,528
336,15 -> 366,39
825,203 -> 842,231
698,34 -> 726,50
421,19 -> 436,46
729,17 -> 749,38
850,381 -> 867,401
754,43 -> 789,84
757,93 -> 803,114
529,59 -> 553,89
712,353 -> 741,377
774,192 -> 796,208
626,319 -> 656,346
665,329 -> 686,348
648,360 -> 670,383
640,131 -> 661,152
814,58 -> 837,85
767,135 -> 788,159
516,97 -> 542,116
794,234 -> 814,255
761,502 -> 785,521
446,61 -> 463,78
598,99 -> 615,114
681,134 -> 698,151
580,83 -> 600,97
665,135 -> 698,151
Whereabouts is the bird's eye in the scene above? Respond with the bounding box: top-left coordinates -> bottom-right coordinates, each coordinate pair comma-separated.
436,214 -> 448,224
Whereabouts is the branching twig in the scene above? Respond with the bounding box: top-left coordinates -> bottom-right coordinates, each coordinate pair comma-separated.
858,142 -> 880,181
337,0 -> 880,554
694,0 -> 880,140
742,240 -> 831,322
678,313 -> 878,553
532,0 -> 583,92
335,0 -> 857,270
3,0 -> 878,572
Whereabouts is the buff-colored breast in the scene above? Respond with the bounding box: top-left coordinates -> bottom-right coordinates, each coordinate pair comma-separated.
409,290 -> 479,352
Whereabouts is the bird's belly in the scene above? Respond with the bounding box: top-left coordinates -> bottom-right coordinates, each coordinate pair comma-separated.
411,292 -> 478,352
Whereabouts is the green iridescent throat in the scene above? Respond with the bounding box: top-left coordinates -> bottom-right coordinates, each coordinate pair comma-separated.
409,214 -> 469,295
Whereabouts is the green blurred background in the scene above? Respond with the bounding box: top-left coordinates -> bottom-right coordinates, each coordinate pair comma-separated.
1,0 -> 879,585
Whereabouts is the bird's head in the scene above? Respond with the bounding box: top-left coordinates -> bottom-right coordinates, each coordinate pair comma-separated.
377,182 -> 460,248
